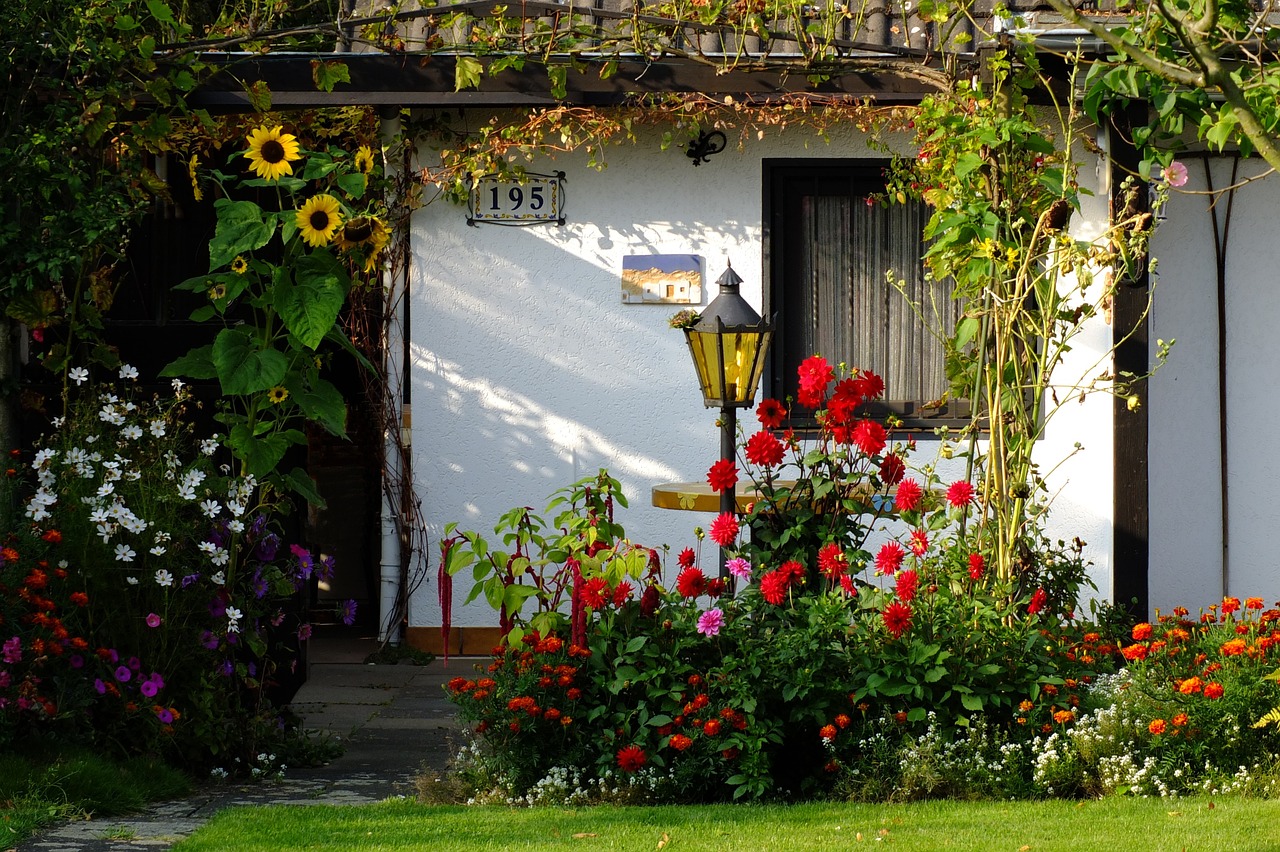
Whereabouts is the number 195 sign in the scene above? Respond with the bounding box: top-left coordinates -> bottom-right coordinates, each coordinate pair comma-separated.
467,172 -> 566,227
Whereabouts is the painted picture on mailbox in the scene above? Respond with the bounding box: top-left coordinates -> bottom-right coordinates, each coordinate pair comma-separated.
621,254 -> 702,304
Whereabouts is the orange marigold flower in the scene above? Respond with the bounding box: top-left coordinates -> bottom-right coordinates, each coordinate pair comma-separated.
1053,710 -> 1074,724
669,734 -> 693,751
1178,677 -> 1203,695
834,713 -> 851,729
1221,638 -> 1247,657
1148,718 -> 1167,735
1,547 -> 18,563
819,724 -> 837,742
1223,597 -> 1241,615
1019,699 -> 1034,712
1121,643 -> 1149,662
1083,632 -> 1100,643
703,719 -> 721,736
1172,713 -> 1189,727
1042,684 -> 1059,697
1247,597 -> 1265,610
1204,682 -> 1225,700
1131,622 -> 1153,641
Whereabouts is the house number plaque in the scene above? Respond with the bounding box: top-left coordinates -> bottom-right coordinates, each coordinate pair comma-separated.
467,172 -> 566,226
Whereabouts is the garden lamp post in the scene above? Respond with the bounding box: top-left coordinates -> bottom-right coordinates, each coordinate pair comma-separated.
682,263 -> 773,578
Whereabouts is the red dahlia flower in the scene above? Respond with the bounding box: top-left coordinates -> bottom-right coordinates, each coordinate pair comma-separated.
676,567 -> 708,599
797,355 -> 835,408
879,454 -> 906,485
616,745 -> 647,772
678,547 -> 696,568
745,430 -> 785,467
1027,588 -> 1048,614
908,528 -> 929,556
968,553 -> 985,580
612,580 -> 633,608
855,369 -> 885,400
895,568 -> 919,603
851,420 -> 887,456
895,478 -> 923,512
759,569 -> 790,605
882,600 -> 913,638
817,542 -> 847,579
756,398 -> 787,428
580,576 -> 609,609
945,480 -> 974,508
708,512 -> 740,546
875,541 -> 905,575
706,458 -> 739,493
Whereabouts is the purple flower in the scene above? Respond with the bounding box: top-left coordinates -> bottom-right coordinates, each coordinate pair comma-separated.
181,573 -> 201,589
208,523 -> 229,548
339,599 -> 358,626
249,513 -> 268,538
218,660 -> 234,677
0,671 -> 10,687
94,679 -> 107,694
200,630 -> 219,650
208,597 -> 227,619
2,637 -> 21,664
146,613 -> 162,628
114,666 -> 132,683
254,532 -> 280,563
156,707 -> 174,724
696,608 -> 724,637
69,655 -> 84,669
297,623 -> 313,641
127,656 -> 141,672
319,554 -> 336,583
140,680 -> 158,698
251,571 -> 268,599
148,672 -> 165,691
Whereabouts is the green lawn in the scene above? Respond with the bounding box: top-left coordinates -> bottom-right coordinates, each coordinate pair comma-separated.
173,796 -> 1280,851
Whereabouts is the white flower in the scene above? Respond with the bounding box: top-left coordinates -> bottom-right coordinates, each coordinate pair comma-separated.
154,530 -> 171,543
155,569 -> 174,587
119,364 -> 139,380
126,576 -> 139,585
121,425 -> 142,440
149,420 -> 166,437
88,508 -> 110,525
96,523 -> 114,544
114,544 -> 136,562
200,499 -> 221,518
200,438 -> 220,455
150,545 -> 167,556
226,607 -> 243,630
209,548 -> 230,566
69,367 -> 89,385
51,416 -> 65,428
33,448 -> 56,466
228,520 -> 245,533
198,541 -> 216,555
172,378 -> 185,393
96,481 -> 115,498
210,571 -> 226,586
176,484 -> 197,501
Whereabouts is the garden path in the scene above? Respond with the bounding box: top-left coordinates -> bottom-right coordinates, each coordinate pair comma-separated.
16,630 -> 471,852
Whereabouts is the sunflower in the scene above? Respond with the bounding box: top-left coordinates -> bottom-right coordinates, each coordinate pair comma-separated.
335,216 -> 391,272
267,386 -> 289,405
296,195 -> 343,248
207,282 -> 227,300
230,256 -> 248,275
245,125 -> 301,182
187,153 -> 203,202
353,145 -> 376,175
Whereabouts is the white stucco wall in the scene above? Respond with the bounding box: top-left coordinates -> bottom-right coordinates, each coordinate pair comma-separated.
406,117 -> 1116,630
1150,157 -> 1280,611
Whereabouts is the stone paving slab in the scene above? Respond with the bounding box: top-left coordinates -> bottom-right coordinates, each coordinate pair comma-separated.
13,652 -> 476,852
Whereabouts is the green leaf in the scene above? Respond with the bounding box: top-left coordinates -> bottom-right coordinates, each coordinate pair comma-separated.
284,467 -> 327,508
274,253 -> 351,350
960,693 -> 984,713
228,426 -> 289,477
311,60 -> 351,93
906,707 -> 927,722
548,65 -> 568,99
336,172 -> 367,200
290,375 -> 348,437
953,316 -> 979,349
954,152 -> 983,179
647,714 -> 673,727
211,328 -> 288,395
159,345 -> 217,380
209,200 -> 275,271
455,56 -> 484,91
624,636 -> 649,654
189,305 -> 216,322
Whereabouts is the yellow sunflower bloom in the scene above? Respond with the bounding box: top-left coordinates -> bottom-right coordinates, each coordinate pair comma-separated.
245,125 -> 301,182
296,195 -> 343,248
354,145 -> 376,175
231,256 -> 248,275
188,153 -> 203,202
267,386 -> 289,405
207,282 -> 227,300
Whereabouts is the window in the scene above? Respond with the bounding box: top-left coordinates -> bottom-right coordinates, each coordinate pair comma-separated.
763,159 -> 966,427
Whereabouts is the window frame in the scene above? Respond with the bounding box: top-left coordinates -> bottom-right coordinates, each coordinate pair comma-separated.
761,157 -> 971,431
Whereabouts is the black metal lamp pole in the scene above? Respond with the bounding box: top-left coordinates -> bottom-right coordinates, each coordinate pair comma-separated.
682,263 -> 773,579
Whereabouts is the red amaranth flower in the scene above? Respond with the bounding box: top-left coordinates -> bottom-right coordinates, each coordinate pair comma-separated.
708,512 -> 739,547
616,745 -> 647,772
744,430 -> 785,467
640,583 -> 661,617
882,601 -> 913,638
946,480 -> 974,508
756,398 -> 786,428
1028,588 -> 1048,614
676,568 -> 708,599
707,459 -> 739,493
895,479 -> 923,512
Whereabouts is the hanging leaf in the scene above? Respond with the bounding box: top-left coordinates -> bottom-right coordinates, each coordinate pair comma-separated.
284,466 -> 327,509
227,425 -> 289,478
286,373 -> 348,437
273,252 -> 350,350
208,200 -> 275,271
159,344 -> 217,380
311,60 -> 351,93
211,327 -> 288,395
455,56 -> 483,91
